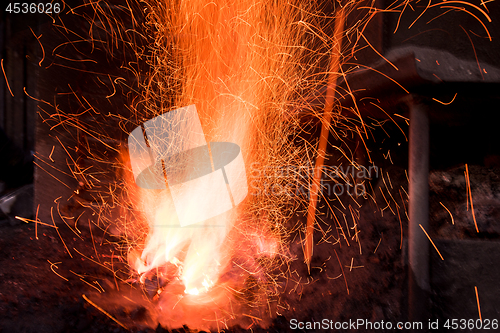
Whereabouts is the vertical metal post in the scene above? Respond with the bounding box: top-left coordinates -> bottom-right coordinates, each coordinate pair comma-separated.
408,96 -> 430,326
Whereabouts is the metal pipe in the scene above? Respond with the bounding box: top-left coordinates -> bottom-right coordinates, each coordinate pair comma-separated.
408,96 -> 430,326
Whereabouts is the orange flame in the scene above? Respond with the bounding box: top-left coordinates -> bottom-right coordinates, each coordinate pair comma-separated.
121,0 -> 314,328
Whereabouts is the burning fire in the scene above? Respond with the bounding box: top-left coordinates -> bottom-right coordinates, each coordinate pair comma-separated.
116,0 -> 323,328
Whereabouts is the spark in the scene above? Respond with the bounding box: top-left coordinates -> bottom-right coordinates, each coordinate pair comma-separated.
383,150 -> 394,164
432,73 -> 443,81
334,249 -> 349,295
82,294 -> 128,329
439,201 -> 454,225
394,0 -> 410,34
386,171 -> 393,189
56,201 -> 83,240
73,247 -> 118,274
15,216 -> 57,228
379,187 -> 396,215
394,113 -> 409,121
460,25 -> 484,80
23,87 -> 54,107
347,257 -> 364,271
346,62 -> 410,93
48,260 -> 69,281
369,102 -> 408,141
54,54 -> 97,63
89,219 -> 100,263
465,164 -> 479,232
356,125 -> 372,164
432,93 -> 458,105
475,286 -> 482,321
360,33 -> 398,70
419,224 -> 444,261
51,207 -> 73,258
1,59 -> 14,97
48,146 -> 55,162
35,205 -> 40,239
396,207 -> 403,249
373,233 -> 383,253
429,1 -> 492,23
105,74 -> 116,98
442,6 -> 491,41
110,250 -> 120,291
29,27 -> 45,67
408,0 -> 431,29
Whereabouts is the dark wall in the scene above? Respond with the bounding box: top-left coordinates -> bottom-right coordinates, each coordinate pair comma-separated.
0,10 -> 43,153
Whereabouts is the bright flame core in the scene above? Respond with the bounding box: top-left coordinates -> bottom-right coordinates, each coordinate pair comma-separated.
127,104 -> 249,296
